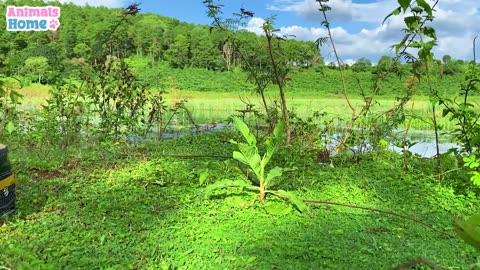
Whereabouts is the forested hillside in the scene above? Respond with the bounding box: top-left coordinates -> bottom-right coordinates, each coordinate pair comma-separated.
0,0 -> 467,96
0,1 -> 315,77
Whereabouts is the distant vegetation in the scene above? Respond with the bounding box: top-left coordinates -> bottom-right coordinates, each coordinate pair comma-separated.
0,0 -> 470,97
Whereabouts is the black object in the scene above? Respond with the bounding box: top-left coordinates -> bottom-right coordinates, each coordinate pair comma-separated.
0,144 -> 15,215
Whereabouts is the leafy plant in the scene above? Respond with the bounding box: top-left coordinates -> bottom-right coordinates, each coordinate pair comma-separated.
456,212 -> 480,251
39,80 -> 89,147
206,116 -> 309,213
384,0 -> 443,177
463,154 -> 480,187
440,41 -> 480,155
0,78 -> 23,139
314,1 -> 411,156
84,56 -> 153,139
204,1 -> 293,142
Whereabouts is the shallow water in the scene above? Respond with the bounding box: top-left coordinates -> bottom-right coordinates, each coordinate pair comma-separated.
127,123 -> 233,143
389,141 -> 458,157
389,130 -> 458,157
131,124 -> 459,158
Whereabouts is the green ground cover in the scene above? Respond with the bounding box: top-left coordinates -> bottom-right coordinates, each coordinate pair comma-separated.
1,131 -> 479,269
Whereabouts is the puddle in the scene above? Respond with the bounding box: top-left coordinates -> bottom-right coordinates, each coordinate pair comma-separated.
389,141 -> 458,158
388,130 -> 458,157
317,129 -> 458,158
127,123 -> 233,143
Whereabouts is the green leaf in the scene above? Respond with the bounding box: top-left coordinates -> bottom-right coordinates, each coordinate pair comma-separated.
225,196 -> 251,208
442,109 -> 450,117
5,121 -> 15,134
416,0 -> 433,16
263,201 -> 292,215
265,166 -> 283,186
382,7 -> 401,25
263,120 -> 284,166
271,190 -> 310,214
234,144 -> 262,179
422,26 -> 436,39
273,119 -> 285,139
429,95 -> 439,105
470,135 -> 480,147
9,90 -> 23,104
471,173 -> 480,187
399,0 -> 412,12
423,40 -> 437,51
404,16 -> 421,30
409,41 -> 422,48
411,6 -> 423,13
233,150 -> 249,165
205,179 -> 257,193
464,154 -> 479,169
264,139 -> 278,166
455,213 -> 480,250
232,116 -> 256,145
379,139 -> 389,148
198,170 -> 209,186
392,34 -> 410,54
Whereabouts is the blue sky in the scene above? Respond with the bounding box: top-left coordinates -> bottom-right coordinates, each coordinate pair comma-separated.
140,0 -> 377,34
59,0 -> 480,63
140,1 -> 313,28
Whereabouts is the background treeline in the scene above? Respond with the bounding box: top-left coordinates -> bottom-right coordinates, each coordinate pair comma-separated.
0,0 -> 469,96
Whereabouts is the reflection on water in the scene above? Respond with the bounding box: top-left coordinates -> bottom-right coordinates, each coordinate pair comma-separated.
389,130 -> 458,158
128,123 -> 233,143
130,123 -> 459,158
321,129 -> 459,158
390,142 -> 458,158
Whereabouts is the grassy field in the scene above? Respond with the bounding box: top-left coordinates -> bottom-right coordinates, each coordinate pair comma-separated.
12,83 -> 463,131
1,131 -> 479,269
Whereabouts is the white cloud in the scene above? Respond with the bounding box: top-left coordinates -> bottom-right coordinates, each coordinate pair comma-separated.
268,0 -> 397,23
262,0 -> 480,62
242,17 -> 266,35
57,0 -> 126,8
243,18 -> 398,63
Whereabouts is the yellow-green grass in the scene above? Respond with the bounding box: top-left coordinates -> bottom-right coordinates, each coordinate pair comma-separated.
11,83 -> 472,130
10,83 -> 50,109
165,90 -> 457,130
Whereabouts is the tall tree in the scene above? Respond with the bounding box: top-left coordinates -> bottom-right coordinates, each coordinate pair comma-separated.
351,57 -> 372,72
164,34 -> 190,68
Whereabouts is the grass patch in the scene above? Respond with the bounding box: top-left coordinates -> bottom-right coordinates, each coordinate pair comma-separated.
1,131 -> 479,269
12,81 -> 463,131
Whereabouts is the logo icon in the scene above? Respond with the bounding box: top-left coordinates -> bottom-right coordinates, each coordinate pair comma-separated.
6,6 -> 60,31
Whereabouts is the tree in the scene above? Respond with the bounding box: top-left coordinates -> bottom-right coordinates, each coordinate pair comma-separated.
149,37 -> 161,65
164,34 -> 190,68
21,56 -> 49,83
188,26 -> 219,69
376,55 -> 393,70
73,43 -> 91,60
441,55 -> 464,75
327,62 -> 337,69
442,54 -> 452,63
351,57 -> 372,72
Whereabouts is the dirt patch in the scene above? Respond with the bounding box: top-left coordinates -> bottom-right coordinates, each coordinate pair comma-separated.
29,158 -> 82,181
29,168 -> 64,180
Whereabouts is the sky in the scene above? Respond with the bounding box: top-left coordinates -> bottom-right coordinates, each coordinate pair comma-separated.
57,0 -> 480,64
